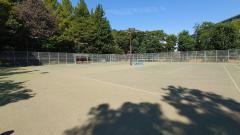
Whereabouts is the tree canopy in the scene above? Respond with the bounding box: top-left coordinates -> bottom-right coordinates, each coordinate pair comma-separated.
0,0 -> 239,53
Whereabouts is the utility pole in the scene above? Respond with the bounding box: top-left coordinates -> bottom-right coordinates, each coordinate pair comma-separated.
129,29 -> 133,66
128,28 -> 138,66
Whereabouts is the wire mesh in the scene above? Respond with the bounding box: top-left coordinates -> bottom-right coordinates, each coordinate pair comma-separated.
0,49 -> 239,66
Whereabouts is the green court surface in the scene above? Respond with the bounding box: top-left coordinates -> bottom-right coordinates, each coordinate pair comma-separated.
1,63 -> 240,135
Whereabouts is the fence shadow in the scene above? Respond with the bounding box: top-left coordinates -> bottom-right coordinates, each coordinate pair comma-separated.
0,68 -> 35,107
0,51 -> 42,67
64,86 -> 240,135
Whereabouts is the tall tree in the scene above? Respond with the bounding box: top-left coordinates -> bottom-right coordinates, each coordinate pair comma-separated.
43,0 -> 58,13
0,0 -> 11,50
16,0 -> 57,50
61,0 -> 73,18
210,23 -> 239,50
178,30 -> 195,51
141,30 -> 166,53
92,4 -> 114,54
165,34 -> 177,51
0,0 -> 11,26
74,0 -> 89,17
194,22 -> 215,50
112,30 -> 129,54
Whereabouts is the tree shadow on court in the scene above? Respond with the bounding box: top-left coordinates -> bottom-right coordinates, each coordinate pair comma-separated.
64,86 -> 240,135
162,85 -> 240,135
0,68 -> 36,106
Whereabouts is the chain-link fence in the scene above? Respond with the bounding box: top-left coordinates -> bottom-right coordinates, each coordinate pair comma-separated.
0,49 -> 240,66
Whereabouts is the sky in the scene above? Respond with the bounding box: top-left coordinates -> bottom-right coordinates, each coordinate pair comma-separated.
69,0 -> 240,34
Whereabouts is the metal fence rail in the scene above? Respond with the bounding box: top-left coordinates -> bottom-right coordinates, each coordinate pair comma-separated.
0,49 -> 240,66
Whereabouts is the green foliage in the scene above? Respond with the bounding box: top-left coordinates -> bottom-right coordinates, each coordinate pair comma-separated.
0,0 -> 24,50
1,0 -> 239,53
61,0 -> 73,18
194,22 -> 240,50
16,0 -> 57,39
91,4 -> 114,54
210,23 -> 239,50
194,22 -> 215,50
43,0 -> 58,12
112,30 -> 128,53
0,0 -> 11,25
74,0 -> 89,17
166,34 -> 177,51
178,30 -> 195,51
141,30 -> 167,53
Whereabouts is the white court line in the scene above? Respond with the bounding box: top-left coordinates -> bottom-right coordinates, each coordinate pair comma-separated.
223,65 -> 240,94
135,65 -> 192,75
234,65 -> 240,70
79,76 -> 161,97
166,65 -> 193,74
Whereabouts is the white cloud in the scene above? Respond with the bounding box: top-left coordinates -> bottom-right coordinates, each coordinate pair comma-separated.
106,6 -> 166,16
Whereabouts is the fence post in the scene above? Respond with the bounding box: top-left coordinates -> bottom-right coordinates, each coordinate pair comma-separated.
216,50 -> 218,63
195,51 -> 197,63
66,53 -> 68,64
58,52 -> 60,64
13,51 -> 16,66
26,49 -> 29,66
228,50 -> 230,62
204,51 -> 206,63
48,52 -> 51,65
38,52 -> 40,65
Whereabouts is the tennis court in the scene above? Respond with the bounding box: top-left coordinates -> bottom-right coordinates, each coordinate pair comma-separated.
1,63 -> 240,135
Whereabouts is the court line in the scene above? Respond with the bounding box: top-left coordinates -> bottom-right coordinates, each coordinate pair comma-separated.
223,65 -> 240,94
79,76 -> 161,97
166,65 -> 193,74
234,65 -> 240,70
135,65 -> 193,75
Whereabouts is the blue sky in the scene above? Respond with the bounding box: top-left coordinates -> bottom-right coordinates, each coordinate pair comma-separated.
69,0 -> 240,34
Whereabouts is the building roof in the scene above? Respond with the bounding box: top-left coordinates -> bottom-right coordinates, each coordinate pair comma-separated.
221,14 -> 240,23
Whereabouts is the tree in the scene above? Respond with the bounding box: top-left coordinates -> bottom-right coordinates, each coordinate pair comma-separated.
61,0 -> 73,18
165,34 -> 177,51
210,23 -> 239,50
16,0 -> 57,50
178,30 -> 195,51
92,4 -> 114,54
112,30 -> 128,54
43,0 -> 58,13
74,0 -> 89,18
0,0 -> 11,26
0,0 -> 25,51
0,0 -> 11,50
194,22 -> 215,50
141,30 -> 167,53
